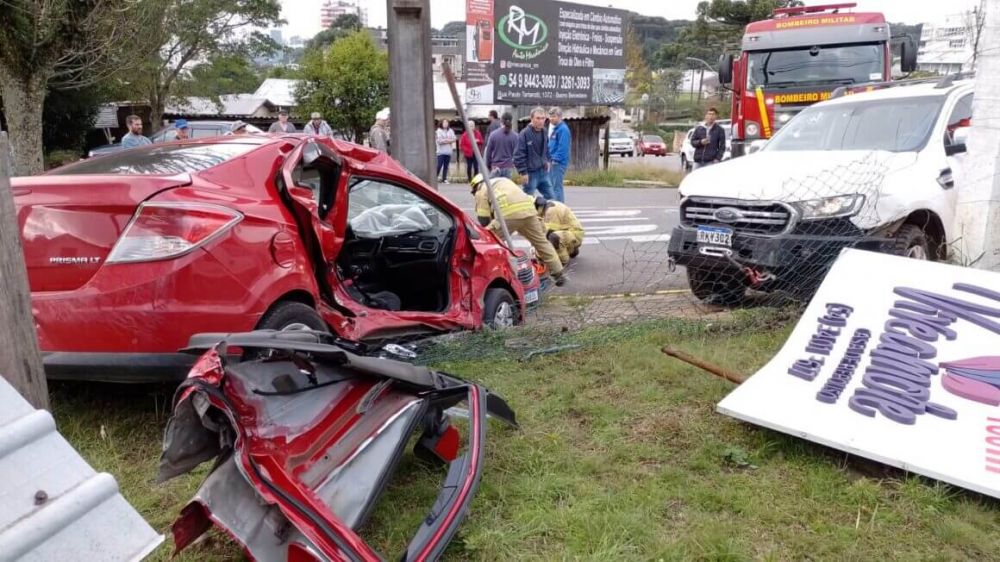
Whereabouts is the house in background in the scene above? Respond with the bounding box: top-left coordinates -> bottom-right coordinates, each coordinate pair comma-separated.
917,13 -> 976,75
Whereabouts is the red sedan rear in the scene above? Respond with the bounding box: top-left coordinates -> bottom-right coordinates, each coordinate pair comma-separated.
15,136 -> 537,381
637,134 -> 668,157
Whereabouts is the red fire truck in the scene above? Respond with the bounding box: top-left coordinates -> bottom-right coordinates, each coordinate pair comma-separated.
719,3 -> 917,157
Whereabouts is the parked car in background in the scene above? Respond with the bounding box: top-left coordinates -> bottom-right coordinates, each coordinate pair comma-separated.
669,77 -> 973,304
86,120 -> 265,158
637,134 -> 668,157
16,135 -> 539,381
600,130 -> 634,157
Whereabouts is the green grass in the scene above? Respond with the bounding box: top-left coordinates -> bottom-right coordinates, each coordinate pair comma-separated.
52,313 -> 1000,561
565,164 -> 682,188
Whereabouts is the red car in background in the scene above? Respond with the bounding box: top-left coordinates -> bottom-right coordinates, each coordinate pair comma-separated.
15,135 -> 538,381
637,134 -> 668,157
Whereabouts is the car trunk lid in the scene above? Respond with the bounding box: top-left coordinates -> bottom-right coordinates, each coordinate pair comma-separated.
12,174 -> 191,292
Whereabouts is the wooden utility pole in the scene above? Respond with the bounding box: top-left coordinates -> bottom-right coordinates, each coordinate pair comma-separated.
0,132 -> 49,409
387,0 -> 436,187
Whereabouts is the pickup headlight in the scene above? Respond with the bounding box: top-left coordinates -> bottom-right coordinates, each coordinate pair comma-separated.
794,194 -> 865,220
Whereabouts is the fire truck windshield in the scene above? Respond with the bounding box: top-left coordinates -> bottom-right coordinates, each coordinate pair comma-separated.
747,43 -> 884,88
765,96 -> 944,153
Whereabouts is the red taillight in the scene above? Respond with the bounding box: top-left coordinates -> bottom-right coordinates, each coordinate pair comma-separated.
107,202 -> 242,263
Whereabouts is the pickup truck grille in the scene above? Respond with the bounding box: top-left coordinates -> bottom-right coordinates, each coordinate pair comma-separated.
681,198 -> 793,235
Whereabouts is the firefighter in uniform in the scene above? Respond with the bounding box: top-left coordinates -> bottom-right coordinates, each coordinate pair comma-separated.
534,196 -> 584,266
471,173 -> 566,285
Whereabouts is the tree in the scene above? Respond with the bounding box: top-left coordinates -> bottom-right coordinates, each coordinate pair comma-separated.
178,55 -> 264,99
697,0 -> 804,27
306,13 -> 363,50
440,20 -> 466,37
144,0 -> 283,128
625,20 -> 653,97
0,1 -> 162,175
295,30 -> 388,142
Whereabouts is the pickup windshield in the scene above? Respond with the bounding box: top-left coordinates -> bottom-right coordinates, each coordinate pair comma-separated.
747,43 -> 884,88
766,96 -> 944,153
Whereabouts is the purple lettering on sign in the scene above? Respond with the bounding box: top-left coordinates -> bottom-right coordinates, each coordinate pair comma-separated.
816,329 -> 871,404
847,282 -> 1000,425
789,304 -> 854,380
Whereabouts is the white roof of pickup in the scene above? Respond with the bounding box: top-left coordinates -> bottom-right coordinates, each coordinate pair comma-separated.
0,377 -> 162,561
821,79 -> 974,107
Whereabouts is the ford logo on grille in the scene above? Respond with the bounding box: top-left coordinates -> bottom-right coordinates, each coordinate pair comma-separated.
713,207 -> 742,223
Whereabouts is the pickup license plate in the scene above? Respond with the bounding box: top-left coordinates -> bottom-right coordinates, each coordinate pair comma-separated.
525,289 -> 539,304
697,226 -> 733,247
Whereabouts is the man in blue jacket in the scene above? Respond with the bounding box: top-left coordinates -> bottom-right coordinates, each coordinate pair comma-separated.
513,107 -> 554,200
547,107 -> 571,202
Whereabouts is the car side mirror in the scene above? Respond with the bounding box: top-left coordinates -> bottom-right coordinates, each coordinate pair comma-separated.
946,126 -> 970,156
900,36 -> 918,73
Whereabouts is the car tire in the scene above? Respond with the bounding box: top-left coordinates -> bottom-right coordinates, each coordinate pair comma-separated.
680,154 -> 689,170
887,224 -> 934,261
483,288 -> 518,329
627,151 -> 633,157
686,265 -> 747,306
257,301 -> 329,333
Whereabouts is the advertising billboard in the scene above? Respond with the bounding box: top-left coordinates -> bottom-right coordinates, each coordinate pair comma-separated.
718,249 -> 1000,499
465,0 -> 626,105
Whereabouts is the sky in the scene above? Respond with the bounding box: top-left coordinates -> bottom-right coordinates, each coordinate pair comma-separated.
277,0 -> 980,41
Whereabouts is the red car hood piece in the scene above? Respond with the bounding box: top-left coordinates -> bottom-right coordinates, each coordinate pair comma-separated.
159,330 -> 517,561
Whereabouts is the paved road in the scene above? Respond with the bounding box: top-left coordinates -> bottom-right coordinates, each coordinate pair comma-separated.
437,184 -> 687,296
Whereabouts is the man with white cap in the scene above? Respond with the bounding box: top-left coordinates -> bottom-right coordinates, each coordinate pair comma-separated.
303,112 -> 334,137
369,107 -> 391,154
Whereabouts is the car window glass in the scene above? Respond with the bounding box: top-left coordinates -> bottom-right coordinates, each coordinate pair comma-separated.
347,179 -> 453,238
51,143 -> 259,175
191,127 -> 219,139
944,93 -> 973,146
292,162 -> 322,193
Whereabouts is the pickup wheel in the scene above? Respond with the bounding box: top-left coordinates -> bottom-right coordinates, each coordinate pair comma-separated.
686,265 -> 748,306
483,288 -> 518,329
681,154 -> 691,171
888,224 -> 933,261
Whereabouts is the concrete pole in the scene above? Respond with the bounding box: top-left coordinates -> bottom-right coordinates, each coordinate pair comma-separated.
0,132 -> 49,410
387,0 -> 436,187
955,0 -> 1000,271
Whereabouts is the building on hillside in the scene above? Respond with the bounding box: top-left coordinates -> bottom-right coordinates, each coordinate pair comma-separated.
269,29 -> 284,46
367,27 -> 465,77
321,0 -> 368,28
917,13 -> 976,74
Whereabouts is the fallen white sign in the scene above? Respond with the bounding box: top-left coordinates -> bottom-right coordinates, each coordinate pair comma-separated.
718,249 -> 1000,498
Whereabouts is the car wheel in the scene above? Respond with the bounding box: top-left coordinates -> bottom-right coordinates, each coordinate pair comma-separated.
686,265 -> 747,306
257,301 -> 329,333
483,288 -> 518,329
627,151 -> 633,157
888,224 -> 934,261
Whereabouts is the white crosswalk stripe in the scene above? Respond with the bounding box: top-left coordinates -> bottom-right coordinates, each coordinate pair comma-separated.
505,206 -> 676,248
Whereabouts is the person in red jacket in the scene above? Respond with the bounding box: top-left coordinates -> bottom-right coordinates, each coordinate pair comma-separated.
460,119 -> 485,182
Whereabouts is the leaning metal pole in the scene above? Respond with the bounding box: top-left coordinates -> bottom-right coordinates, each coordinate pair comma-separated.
441,62 -> 514,248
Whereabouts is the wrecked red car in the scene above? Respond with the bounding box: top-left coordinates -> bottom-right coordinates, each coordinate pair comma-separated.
159,330 -> 517,561
15,136 -> 539,381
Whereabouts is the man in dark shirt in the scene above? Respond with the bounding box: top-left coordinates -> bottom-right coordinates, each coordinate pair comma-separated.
512,106 -> 554,199
485,113 -> 518,178
690,107 -> 726,170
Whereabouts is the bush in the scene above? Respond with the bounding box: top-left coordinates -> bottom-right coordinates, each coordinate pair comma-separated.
44,150 -> 81,170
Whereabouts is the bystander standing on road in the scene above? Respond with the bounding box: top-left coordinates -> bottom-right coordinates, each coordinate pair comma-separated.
486,110 -> 502,137
460,120 -> 484,182
369,108 -> 391,154
120,115 -> 151,149
485,113 -> 518,178
547,107 -> 571,202
435,119 -> 456,184
513,107 -> 554,199
268,110 -> 297,133
173,119 -> 190,140
690,107 -> 726,170
303,112 -> 334,137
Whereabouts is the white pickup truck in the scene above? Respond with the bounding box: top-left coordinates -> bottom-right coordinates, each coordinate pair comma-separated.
668,77 -> 973,304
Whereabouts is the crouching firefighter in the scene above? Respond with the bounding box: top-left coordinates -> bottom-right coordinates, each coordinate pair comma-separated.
471,173 -> 566,286
534,196 -> 584,266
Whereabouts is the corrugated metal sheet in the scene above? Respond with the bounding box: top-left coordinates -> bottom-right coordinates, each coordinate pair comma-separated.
164,96 -> 223,116
219,94 -> 270,116
163,95 -> 271,117
94,104 -> 120,129
0,377 -> 162,562
253,79 -> 301,107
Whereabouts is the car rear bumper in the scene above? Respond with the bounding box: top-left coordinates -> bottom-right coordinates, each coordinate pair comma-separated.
44,351 -> 195,382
